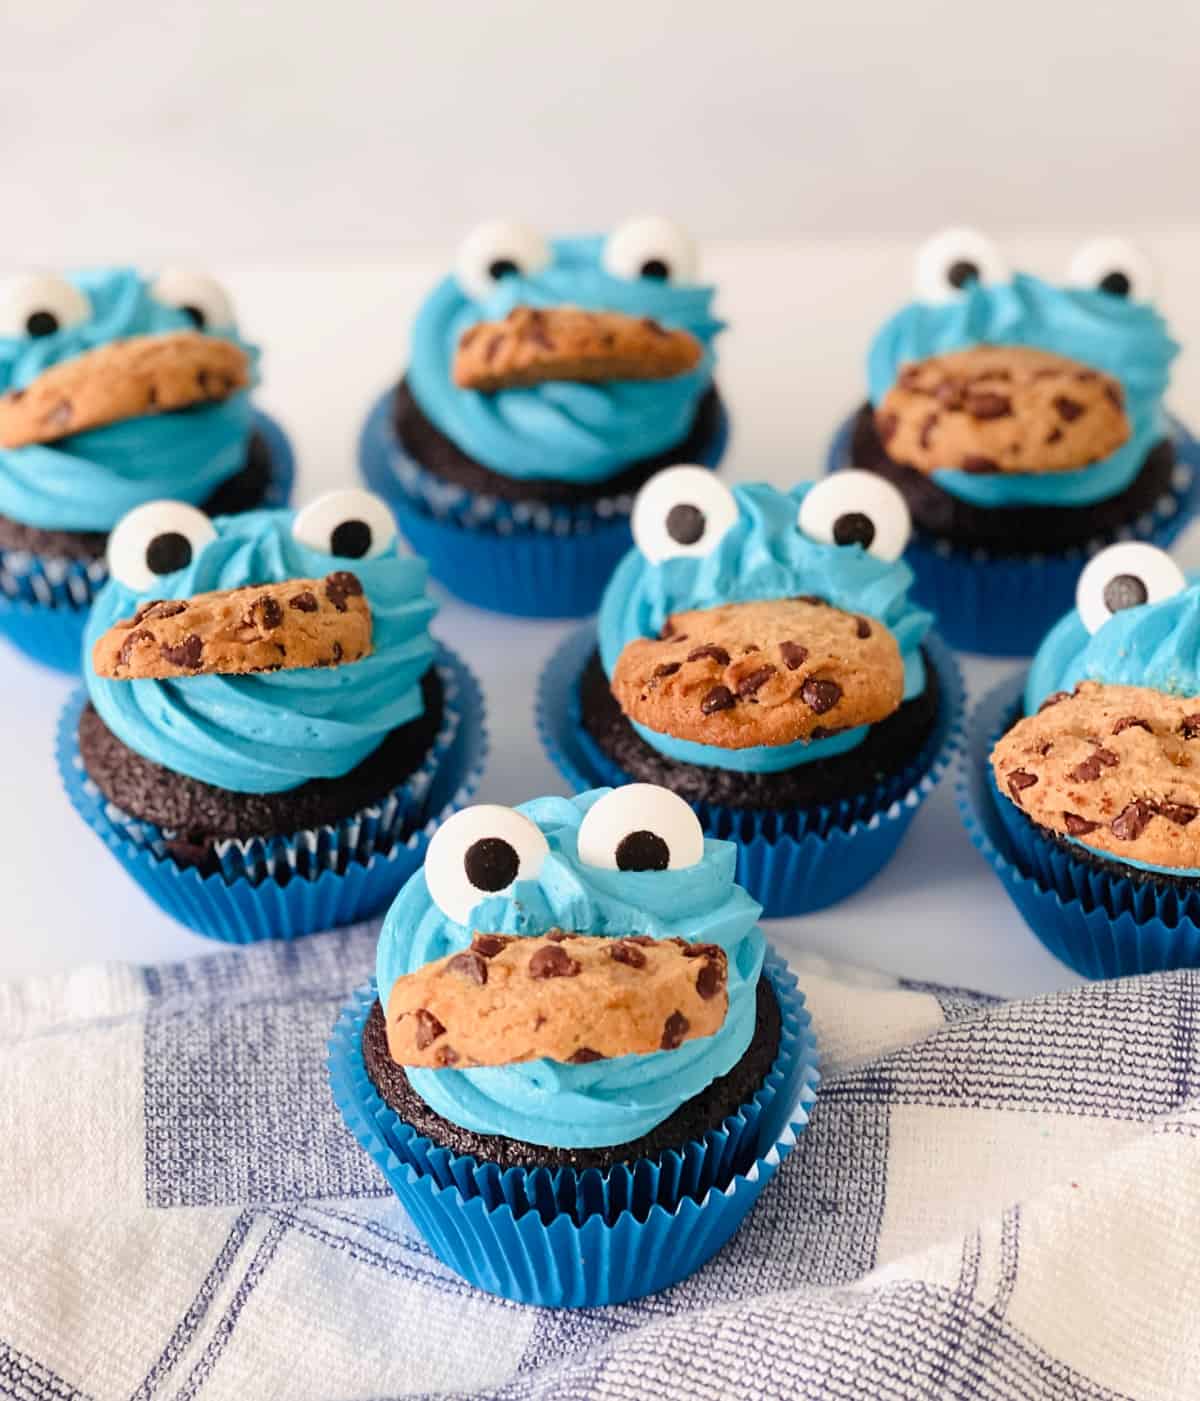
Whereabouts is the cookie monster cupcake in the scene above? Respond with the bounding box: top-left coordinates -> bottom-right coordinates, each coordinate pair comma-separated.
827,230 -> 1198,655
0,266 -> 293,671
960,539 -> 1200,976
58,489 -> 484,942
537,466 -> 964,916
358,217 -> 726,617
328,785 -> 819,1306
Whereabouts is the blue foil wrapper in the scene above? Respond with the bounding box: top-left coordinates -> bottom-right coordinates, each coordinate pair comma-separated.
0,408 -> 295,673
826,410 -> 1200,657
358,388 -> 729,618
57,644 -> 487,943
536,623 -> 964,917
328,947 -> 819,1307
957,673 -> 1200,977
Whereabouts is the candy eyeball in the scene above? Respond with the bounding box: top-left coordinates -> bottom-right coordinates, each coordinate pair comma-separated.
454,220 -> 551,302
632,466 -> 738,564
292,489 -> 396,560
107,501 -> 217,592
797,471 -> 911,562
1076,542 -> 1186,635
425,804 -> 550,925
913,228 -> 1009,305
603,217 -> 698,285
0,273 -> 91,339
1067,238 -> 1155,303
576,785 -> 704,871
151,269 -> 236,332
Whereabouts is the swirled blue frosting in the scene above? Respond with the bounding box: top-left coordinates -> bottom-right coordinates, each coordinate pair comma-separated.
406,235 -> 722,483
597,482 -> 933,773
376,790 -> 766,1149
83,509 -> 436,794
868,273 -> 1177,509
0,268 -> 259,532
1025,577 -> 1200,713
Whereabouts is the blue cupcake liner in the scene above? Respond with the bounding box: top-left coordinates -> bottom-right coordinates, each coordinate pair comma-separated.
57,643 -> 487,943
536,623 -> 965,917
328,946 -> 819,1307
0,408 -> 295,673
826,410 -> 1200,657
358,387 -> 728,619
957,673 -> 1200,977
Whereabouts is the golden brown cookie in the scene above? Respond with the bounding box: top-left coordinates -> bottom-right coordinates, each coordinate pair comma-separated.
0,332 -> 251,448
453,305 -> 703,392
385,930 -> 729,1069
610,597 -> 904,749
92,571 -> 371,681
875,346 -> 1130,476
991,681 -> 1200,869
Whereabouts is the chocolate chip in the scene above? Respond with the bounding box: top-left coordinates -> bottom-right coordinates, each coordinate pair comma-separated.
464,837 -> 519,892
1054,396 -> 1085,423
1007,769 -> 1038,802
446,951 -> 488,985
484,332 -> 504,363
695,959 -> 725,1000
665,503 -> 706,546
1045,427 -> 1064,445
1105,383 -> 1124,412
1156,801 -> 1198,827
471,933 -> 510,958
160,634 -> 203,670
961,455 -> 999,474
324,570 -> 363,612
681,942 -> 721,959
854,616 -> 871,639
413,1008 -> 446,1049
779,641 -> 808,671
800,677 -> 841,714
117,628 -> 154,669
528,944 -> 581,979
432,1045 -> 459,1067
623,935 -> 657,946
687,644 -> 731,667
966,392 -> 1012,420
652,662 -> 681,680
877,410 -> 899,443
132,599 -> 186,624
1063,812 -> 1099,836
658,618 -> 676,639
1113,715 -> 1152,736
661,1011 -> 690,1050
288,591 -> 318,612
249,595 -> 283,630
737,665 -> 776,698
544,930 -> 571,942
1111,801 -> 1153,841
1038,691 -> 1071,712
794,595 -> 826,607
615,829 -> 670,872
936,381 -> 964,410
641,317 -> 669,337
701,684 -> 736,715
609,940 -> 648,969
525,309 -> 553,350
919,412 -> 939,450
1181,715 -> 1200,740
1069,750 -> 1118,782
330,641 -> 343,664
569,1047 -> 605,1063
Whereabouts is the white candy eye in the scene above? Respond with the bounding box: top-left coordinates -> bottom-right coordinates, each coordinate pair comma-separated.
632,466 -> 738,564
107,501 -> 216,592
1067,238 -> 1155,303
798,471 -> 911,562
292,488 -> 396,560
1076,542 -> 1186,635
0,273 -> 90,339
602,216 -> 698,284
151,269 -> 236,331
454,220 -> 551,302
425,805 -> 550,926
913,228 -> 1009,305
577,785 -> 704,871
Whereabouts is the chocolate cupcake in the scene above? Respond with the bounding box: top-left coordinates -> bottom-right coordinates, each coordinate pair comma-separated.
329,787 -> 819,1306
0,267 -> 293,670
359,218 -> 726,617
59,489 -> 484,942
538,467 -> 964,915
828,229 -> 1197,655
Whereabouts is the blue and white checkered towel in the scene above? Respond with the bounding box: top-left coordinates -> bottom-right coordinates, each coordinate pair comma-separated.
1,927 -> 1197,1400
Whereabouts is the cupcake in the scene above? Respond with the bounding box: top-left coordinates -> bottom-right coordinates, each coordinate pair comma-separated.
59,488 -> 484,943
961,539 -> 1200,976
358,217 -> 726,617
0,266 -> 293,671
537,466 -> 964,915
328,784 -> 819,1307
828,229 -> 1196,656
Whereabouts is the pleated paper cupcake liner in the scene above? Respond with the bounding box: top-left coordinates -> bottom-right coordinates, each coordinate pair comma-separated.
957,673 -> 1200,977
328,946 -> 819,1307
826,410 -> 1200,657
0,408 -> 295,673
536,624 -> 965,917
57,644 -> 487,943
358,388 -> 728,618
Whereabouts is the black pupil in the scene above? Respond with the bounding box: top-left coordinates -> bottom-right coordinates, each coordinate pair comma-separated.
615,830 -> 671,872
330,518 -> 372,559
639,258 -> 670,280
1098,270 -> 1132,298
832,511 -> 876,550
487,258 -> 520,281
180,303 -> 206,328
464,837 -> 520,892
25,310 -> 59,338
947,259 -> 980,290
145,531 -> 193,576
665,503 -> 705,546
1103,573 -> 1149,615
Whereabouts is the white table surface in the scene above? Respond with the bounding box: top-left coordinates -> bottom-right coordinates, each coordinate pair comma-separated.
6,233 -> 1200,995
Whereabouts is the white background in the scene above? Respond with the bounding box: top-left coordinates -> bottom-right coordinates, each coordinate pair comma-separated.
3,1 -> 1200,995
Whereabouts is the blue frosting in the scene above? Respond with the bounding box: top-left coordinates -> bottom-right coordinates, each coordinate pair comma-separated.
376,791 -> 765,1149
868,272 -> 1177,508
83,509 -> 436,795
597,482 -> 933,773
406,235 -> 722,483
0,268 -> 260,532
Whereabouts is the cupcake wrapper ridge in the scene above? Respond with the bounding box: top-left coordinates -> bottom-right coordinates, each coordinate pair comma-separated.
537,623 -> 964,917
328,946 -> 819,1307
